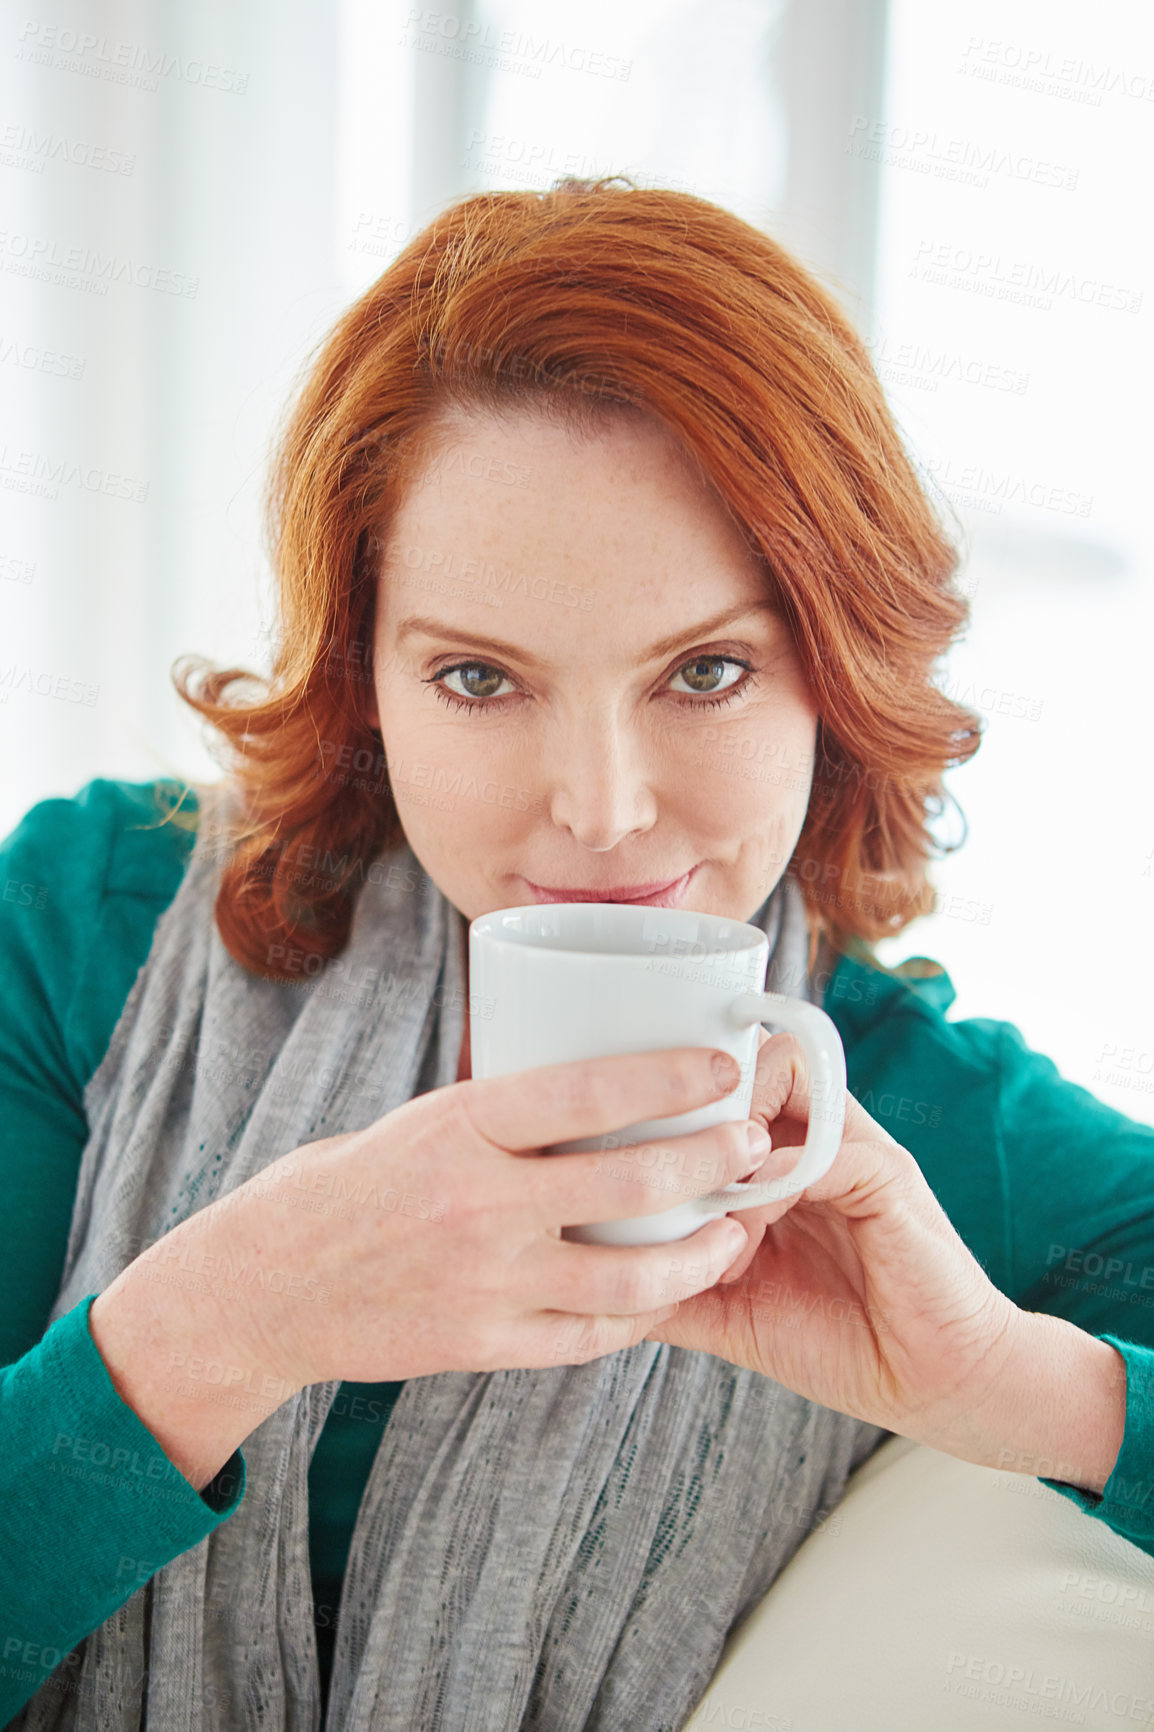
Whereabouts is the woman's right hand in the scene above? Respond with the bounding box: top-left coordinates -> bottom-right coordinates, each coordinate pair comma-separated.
213,1045 -> 770,1389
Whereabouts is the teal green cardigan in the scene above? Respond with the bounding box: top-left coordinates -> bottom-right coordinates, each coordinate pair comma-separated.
2,778 -> 1153,1723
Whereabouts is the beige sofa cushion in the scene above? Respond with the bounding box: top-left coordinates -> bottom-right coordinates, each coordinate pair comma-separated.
684,1433 -> 1154,1731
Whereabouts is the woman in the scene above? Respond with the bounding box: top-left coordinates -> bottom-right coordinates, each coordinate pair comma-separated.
1,176 -> 1151,1731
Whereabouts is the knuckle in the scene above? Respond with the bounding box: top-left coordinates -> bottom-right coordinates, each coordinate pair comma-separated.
755,1029 -> 801,1076
445,1084 -> 501,1153
555,1312 -> 602,1364
470,1192 -> 512,1240
549,1065 -> 601,1119
522,1155 -> 576,1226
593,1148 -> 656,1213
586,1317 -> 619,1362
468,1317 -> 504,1371
443,1178 -> 501,1247
649,1251 -> 682,1306
618,1157 -> 665,1209
606,1261 -> 646,1314
678,1246 -> 718,1297
660,1050 -> 709,1109
678,1145 -> 722,1196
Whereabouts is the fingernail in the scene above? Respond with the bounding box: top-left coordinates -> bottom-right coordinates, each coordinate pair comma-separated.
710,1051 -> 742,1094
745,1122 -> 771,1157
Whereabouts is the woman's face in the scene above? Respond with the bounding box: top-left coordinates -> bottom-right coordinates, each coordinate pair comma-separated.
365,404 -> 820,925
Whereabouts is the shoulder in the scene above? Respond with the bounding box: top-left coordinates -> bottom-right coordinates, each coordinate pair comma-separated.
1,775 -> 200,893
822,949 -> 1002,1079
823,946 -> 1154,1153
817,956 -> 1150,1129
0,777 -> 202,1088
819,952 -> 1003,1168
1,775 -> 200,894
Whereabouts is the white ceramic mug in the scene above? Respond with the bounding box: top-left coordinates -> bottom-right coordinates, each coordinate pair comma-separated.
468,901 -> 846,1245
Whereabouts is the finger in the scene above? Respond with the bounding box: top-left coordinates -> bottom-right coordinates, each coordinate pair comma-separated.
525,1216 -> 748,1320
715,1137 -> 817,1283
461,1046 -> 741,1153
750,1030 -> 811,1127
527,1301 -> 687,1369
730,1129 -> 920,1239
516,1115 -> 773,1228
751,1030 -> 879,1146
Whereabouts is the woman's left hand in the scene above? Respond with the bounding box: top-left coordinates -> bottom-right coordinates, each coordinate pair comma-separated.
646,1029 -> 1027,1465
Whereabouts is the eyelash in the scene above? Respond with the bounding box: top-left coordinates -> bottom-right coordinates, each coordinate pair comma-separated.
423,654 -> 758,715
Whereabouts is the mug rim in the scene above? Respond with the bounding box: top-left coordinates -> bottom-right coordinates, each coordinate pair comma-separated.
469,901 -> 769,959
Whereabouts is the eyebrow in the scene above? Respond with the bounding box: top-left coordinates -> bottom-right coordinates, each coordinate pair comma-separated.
392,601 -> 781,668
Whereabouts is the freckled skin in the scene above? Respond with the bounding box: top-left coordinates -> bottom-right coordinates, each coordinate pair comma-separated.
361,406 -> 821,1079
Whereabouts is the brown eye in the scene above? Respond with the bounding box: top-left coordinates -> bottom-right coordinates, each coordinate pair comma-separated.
451,663 -> 505,699
428,662 -> 513,706
674,656 -> 744,696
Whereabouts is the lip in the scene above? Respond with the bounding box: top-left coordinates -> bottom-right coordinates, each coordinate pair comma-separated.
523,867 -> 698,908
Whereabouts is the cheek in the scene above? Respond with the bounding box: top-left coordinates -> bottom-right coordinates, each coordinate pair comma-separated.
377,716 -> 540,831
687,708 -> 817,815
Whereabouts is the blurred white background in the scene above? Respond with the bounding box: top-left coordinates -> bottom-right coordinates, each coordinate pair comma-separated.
2,0 -> 1151,1121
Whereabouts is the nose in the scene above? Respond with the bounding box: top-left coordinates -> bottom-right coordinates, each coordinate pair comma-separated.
546,709 -> 658,850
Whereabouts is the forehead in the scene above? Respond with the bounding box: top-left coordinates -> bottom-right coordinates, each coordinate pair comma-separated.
381,400 -> 755,567
371,401 -> 781,660
394,398 -> 705,494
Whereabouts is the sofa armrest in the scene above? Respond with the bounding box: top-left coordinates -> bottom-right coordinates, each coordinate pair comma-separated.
685,1433 -> 1154,1731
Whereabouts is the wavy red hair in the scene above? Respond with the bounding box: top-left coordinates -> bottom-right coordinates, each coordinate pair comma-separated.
171,175 -> 982,983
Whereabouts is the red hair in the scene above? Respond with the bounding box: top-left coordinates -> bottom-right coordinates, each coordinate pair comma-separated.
172,175 -> 982,982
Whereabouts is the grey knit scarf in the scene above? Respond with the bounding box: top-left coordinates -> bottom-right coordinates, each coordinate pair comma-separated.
16,783 -> 887,1732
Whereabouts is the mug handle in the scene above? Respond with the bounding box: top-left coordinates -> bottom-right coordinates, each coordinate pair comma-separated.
691,992 -> 847,1216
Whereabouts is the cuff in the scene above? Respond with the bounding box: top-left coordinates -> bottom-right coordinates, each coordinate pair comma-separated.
0,1294 -> 245,1723
58,1292 -> 246,1524
1039,1334 -> 1154,1553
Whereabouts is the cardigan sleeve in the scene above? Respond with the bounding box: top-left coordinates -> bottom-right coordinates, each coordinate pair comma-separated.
0,1298 -> 244,1720
988,1018 -> 1154,1551
0,783 -> 245,1726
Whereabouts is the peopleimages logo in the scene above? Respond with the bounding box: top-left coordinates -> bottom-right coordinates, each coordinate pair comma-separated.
398,8 -> 632,81
0,229 -> 199,298
0,443 -> 147,502
921,455 -> 1092,521
0,121 -> 135,176
0,663 -> 99,705
959,35 -> 1154,106
944,1651 -> 1154,1720
0,333 -> 85,380
15,20 -> 249,94
845,115 -> 1079,190
910,239 -> 1142,314
869,334 -> 1029,397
